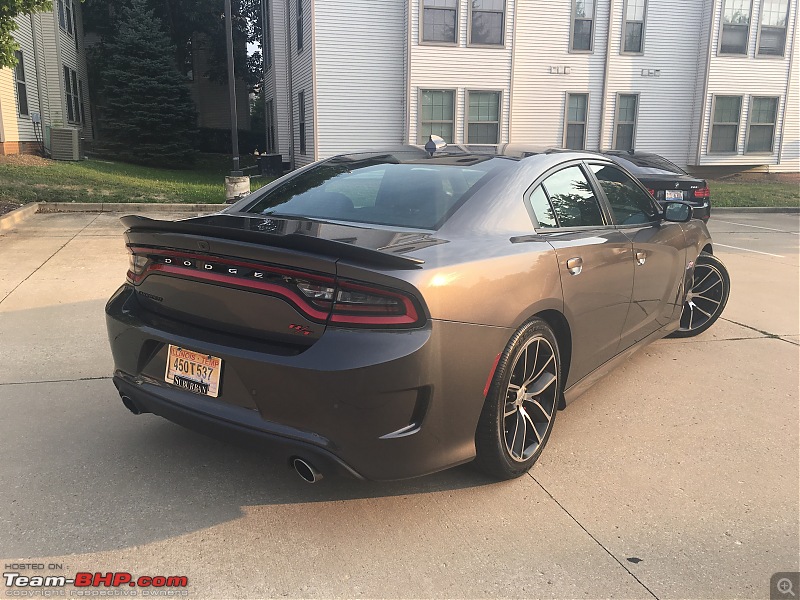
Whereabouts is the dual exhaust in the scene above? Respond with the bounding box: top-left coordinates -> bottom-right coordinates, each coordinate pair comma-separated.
118,392 -> 323,484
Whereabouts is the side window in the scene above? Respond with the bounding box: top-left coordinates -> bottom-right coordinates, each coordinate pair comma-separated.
589,164 -> 660,224
541,166 -> 605,228
529,185 -> 558,228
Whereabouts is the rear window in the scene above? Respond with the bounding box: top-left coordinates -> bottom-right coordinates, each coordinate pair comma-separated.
245,155 -> 508,229
607,153 -> 688,176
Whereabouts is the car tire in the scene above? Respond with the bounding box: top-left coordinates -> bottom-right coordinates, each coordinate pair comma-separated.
474,318 -> 561,480
668,251 -> 730,338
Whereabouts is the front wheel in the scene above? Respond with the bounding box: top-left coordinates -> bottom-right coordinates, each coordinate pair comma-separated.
474,318 -> 561,480
668,251 -> 730,338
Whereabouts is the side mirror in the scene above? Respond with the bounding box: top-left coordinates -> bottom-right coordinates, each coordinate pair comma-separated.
663,201 -> 693,223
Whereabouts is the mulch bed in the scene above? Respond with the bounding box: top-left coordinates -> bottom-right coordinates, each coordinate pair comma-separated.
0,201 -> 23,217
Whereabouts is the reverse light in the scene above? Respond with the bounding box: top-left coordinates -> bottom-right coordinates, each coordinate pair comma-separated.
127,251 -> 150,283
694,187 -> 711,199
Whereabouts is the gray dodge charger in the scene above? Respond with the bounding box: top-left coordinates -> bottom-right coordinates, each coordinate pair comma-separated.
105,145 -> 730,482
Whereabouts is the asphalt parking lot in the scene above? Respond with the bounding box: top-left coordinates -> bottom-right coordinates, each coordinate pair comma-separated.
0,210 -> 798,599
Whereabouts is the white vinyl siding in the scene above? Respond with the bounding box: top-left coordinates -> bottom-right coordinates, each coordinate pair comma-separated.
287,0 -> 314,166
263,0 -> 290,161
314,0 -> 405,158
0,16 -> 41,144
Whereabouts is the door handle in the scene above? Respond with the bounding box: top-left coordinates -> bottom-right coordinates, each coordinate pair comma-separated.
566,257 -> 583,276
635,250 -> 647,266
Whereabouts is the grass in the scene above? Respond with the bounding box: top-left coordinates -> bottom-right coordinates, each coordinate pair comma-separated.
0,153 -> 797,208
708,178 -> 799,208
0,153 -> 272,205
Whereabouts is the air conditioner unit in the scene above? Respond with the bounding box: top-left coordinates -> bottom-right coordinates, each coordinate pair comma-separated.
50,127 -> 83,161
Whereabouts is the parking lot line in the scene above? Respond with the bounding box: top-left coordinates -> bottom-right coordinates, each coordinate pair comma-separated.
715,243 -> 785,258
714,219 -> 800,235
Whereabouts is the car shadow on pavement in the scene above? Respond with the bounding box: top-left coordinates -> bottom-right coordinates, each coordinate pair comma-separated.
1,382 -> 498,559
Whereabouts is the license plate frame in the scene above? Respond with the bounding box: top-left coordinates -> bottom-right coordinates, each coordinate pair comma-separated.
665,190 -> 684,201
165,345 -> 223,398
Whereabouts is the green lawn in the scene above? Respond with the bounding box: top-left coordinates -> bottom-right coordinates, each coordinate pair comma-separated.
0,154 -> 272,205
709,179 -> 799,208
0,154 -> 797,208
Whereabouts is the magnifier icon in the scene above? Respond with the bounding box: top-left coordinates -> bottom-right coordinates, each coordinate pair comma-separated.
778,578 -> 796,597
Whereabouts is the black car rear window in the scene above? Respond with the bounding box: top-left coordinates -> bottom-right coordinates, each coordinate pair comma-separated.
245,154 -> 510,229
608,153 -> 688,176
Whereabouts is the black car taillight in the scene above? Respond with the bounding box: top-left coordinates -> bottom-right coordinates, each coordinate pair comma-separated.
330,280 -> 423,328
694,187 -> 710,199
127,250 -> 150,283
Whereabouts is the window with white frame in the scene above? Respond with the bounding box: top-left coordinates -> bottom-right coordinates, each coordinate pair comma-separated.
613,94 -> 638,151
746,97 -> 778,153
564,93 -> 588,150
467,91 -> 500,144
422,0 -> 458,43
470,0 -> 505,45
419,90 -> 455,144
65,0 -> 73,34
720,0 -> 752,54
622,0 -> 646,53
298,91 -> 306,154
710,96 -> 742,153
571,0 -> 595,51
63,65 -> 80,124
57,0 -> 66,30
297,0 -> 304,52
757,0 -> 790,56
15,51 -> 29,117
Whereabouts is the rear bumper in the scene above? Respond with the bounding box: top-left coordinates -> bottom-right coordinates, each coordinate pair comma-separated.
105,285 -> 511,480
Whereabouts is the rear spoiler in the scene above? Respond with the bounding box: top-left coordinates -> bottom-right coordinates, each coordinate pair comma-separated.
120,215 -> 425,269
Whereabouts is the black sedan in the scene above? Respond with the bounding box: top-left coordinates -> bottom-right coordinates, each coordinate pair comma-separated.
601,151 -> 711,222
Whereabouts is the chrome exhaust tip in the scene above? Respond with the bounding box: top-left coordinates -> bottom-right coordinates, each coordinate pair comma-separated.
292,457 -> 323,484
120,394 -> 143,415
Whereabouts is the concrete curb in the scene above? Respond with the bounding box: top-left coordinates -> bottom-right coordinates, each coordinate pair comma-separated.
0,203 -> 40,233
36,202 -> 224,214
714,206 -> 800,213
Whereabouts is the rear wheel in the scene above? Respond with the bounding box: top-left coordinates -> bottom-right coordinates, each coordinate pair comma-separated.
474,318 -> 561,480
669,252 -> 730,338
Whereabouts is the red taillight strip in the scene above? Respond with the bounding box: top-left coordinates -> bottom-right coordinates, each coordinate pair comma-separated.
330,280 -> 420,326
127,246 -> 335,284
143,264 -> 332,321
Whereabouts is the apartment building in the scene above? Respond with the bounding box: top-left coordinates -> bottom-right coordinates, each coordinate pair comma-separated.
263,0 -> 798,172
0,0 -> 92,156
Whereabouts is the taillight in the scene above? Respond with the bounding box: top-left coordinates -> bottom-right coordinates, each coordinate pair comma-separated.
126,247 -> 425,329
694,187 -> 710,199
127,250 -> 150,283
330,280 -> 423,327
647,189 -> 656,197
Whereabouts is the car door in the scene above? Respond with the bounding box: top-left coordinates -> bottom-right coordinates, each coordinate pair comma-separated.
527,163 -> 634,388
587,162 -> 687,349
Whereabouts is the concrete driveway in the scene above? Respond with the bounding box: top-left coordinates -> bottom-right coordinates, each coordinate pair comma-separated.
0,211 -> 797,599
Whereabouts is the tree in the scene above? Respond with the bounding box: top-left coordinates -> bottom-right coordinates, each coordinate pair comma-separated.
83,0 -> 262,92
99,0 -> 197,166
0,0 -> 52,68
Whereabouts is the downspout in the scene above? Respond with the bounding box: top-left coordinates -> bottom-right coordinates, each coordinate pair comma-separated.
598,0 -> 614,150
696,0 -> 717,166
776,1 -> 797,166
284,0 -> 295,169
405,0 -> 412,144
310,0 -> 319,160
261,0 -> 270,153
507,0 -> 518,142
30,13 -> 47,154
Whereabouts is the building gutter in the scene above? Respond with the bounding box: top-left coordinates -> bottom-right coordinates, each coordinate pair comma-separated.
404,0 -> 412,144
696,0 -> 717,166
310,0 -> 319,160
776,2 -> 797,166
598,0 -> 614,150
507,0 -> 518,142
284,0 -> 295,169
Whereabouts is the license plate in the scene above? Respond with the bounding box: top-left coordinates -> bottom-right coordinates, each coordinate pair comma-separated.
665,190 -> 684,200
165,345 -> 222,398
